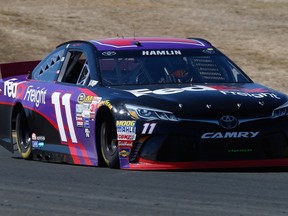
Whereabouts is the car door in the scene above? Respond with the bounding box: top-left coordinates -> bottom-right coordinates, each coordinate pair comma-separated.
30,44 -> 100,166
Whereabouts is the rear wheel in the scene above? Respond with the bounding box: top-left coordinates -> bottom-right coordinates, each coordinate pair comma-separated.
100,116 -> 119,168
15,111 -> 32,159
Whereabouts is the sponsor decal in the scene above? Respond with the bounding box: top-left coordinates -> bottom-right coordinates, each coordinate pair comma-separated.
32,141 -> 45,148
3,78 -> 25,98
119,148 -> 131,158
126,85 -> 281,100
220,91 -> 281,99
76,106 -> 84,128
90,97 -> 102,119
89,104 -> 96,119
36,136 -> 45,141
24,85 -> 47,107
142,50 -> 182,56
117,134 -> 136,141
76,116 -> 83,121
85,128 -> 90,138
116,121 -> 136,127
92,96 -> 102,104
77,93 -> 97,104
88,80 -> 98,87
76,120 -> 84,127
201,131 -> 259,139
77,93 -> 86,104
76,104 -> 84,113
38,142 -> 45,148
82,110 -> 90,118
118,140 -> 133,147
84,95 -> 94,103
116,121 -> 136,141
117,126 -> 136,133
76,96 -> 101,125
84,118 -> 90,128
32,141 -> 38,148
126,86 -> 216,97
31,133 -> 45,142
100,100 -> 113,110
32,133 -> 37,140
211,86 -> 269,93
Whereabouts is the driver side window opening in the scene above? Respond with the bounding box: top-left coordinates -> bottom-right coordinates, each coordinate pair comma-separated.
60,51 -> 90,85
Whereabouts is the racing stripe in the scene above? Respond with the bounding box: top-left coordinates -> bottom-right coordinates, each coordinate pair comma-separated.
77,143 -> 93,166
66,138 -> 81,165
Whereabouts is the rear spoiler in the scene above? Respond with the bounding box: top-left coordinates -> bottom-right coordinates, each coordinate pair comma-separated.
0,60 -> 40,79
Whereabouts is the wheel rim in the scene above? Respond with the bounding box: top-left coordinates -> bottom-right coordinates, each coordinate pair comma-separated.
19,120 -> 29,149
16,112 -> 31,158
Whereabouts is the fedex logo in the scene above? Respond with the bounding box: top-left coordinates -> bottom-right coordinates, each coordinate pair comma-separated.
126,85 -> 215,97
3,78 -> 25,98
126,85 -> 281,99
24,85 -> 47,107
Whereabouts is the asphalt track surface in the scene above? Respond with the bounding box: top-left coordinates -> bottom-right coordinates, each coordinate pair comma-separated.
1,148 -> 288,216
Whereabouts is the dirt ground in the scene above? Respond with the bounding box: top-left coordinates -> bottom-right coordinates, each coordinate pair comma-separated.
0,0 -> 287,93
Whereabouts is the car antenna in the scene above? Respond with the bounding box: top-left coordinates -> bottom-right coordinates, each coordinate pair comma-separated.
132,26 -> 141,46
116,34 -> 124,38
133,25 -> 136,40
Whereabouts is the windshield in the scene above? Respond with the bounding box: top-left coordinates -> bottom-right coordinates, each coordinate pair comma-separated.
98,49 -> 251,86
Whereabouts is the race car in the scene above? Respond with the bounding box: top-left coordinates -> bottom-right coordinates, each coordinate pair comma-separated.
0,37 -> 288,170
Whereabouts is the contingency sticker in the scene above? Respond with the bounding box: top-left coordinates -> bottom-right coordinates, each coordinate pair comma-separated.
116,121 -> 136,141
119,148 -> 131,158
31,132 -> 45,148
76,95 -> 102,128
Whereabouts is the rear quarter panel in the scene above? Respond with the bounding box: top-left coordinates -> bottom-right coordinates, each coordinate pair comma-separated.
0,61 -> 39,150
0,75 -> 29,150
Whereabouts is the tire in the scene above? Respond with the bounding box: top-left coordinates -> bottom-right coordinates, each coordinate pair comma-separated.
15,111 -> 32,159
100,117 -> 119,168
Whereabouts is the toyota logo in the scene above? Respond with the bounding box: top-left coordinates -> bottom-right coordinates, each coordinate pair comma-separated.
219,115 -> 238,129
102,51 -> 116,56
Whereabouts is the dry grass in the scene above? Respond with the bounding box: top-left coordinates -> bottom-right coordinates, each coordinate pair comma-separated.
0,0 -> 287,93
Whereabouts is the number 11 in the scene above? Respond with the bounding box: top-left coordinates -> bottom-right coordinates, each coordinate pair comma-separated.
51,92 -> 78,143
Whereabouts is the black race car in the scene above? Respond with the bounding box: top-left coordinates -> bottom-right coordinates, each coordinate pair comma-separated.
0,37 -> 287,170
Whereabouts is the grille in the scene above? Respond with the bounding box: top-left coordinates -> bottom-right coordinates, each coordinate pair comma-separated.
139,133 -> 288,162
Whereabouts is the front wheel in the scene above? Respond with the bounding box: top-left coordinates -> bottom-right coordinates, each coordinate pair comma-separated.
15,111 -> 32,159
100,118 -> 119,168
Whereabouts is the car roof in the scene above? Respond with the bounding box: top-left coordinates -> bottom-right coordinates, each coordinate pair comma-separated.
88,37 -> 212,51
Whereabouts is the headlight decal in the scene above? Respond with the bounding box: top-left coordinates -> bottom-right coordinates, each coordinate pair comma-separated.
272,101 -> 288,119
125,104 -> 178,121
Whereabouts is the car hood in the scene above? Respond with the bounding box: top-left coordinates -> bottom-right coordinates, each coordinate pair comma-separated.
110,83 -> 288,119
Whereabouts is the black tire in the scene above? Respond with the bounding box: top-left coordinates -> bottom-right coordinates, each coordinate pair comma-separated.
15,111 -> 32,159
100,117 -> 119,168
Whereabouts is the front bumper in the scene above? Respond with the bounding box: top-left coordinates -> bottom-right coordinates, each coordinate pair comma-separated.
118,117 -> 288,170
126,158 -> 288,170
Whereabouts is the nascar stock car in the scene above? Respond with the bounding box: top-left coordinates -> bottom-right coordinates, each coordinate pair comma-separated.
0,37 -> 288,170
